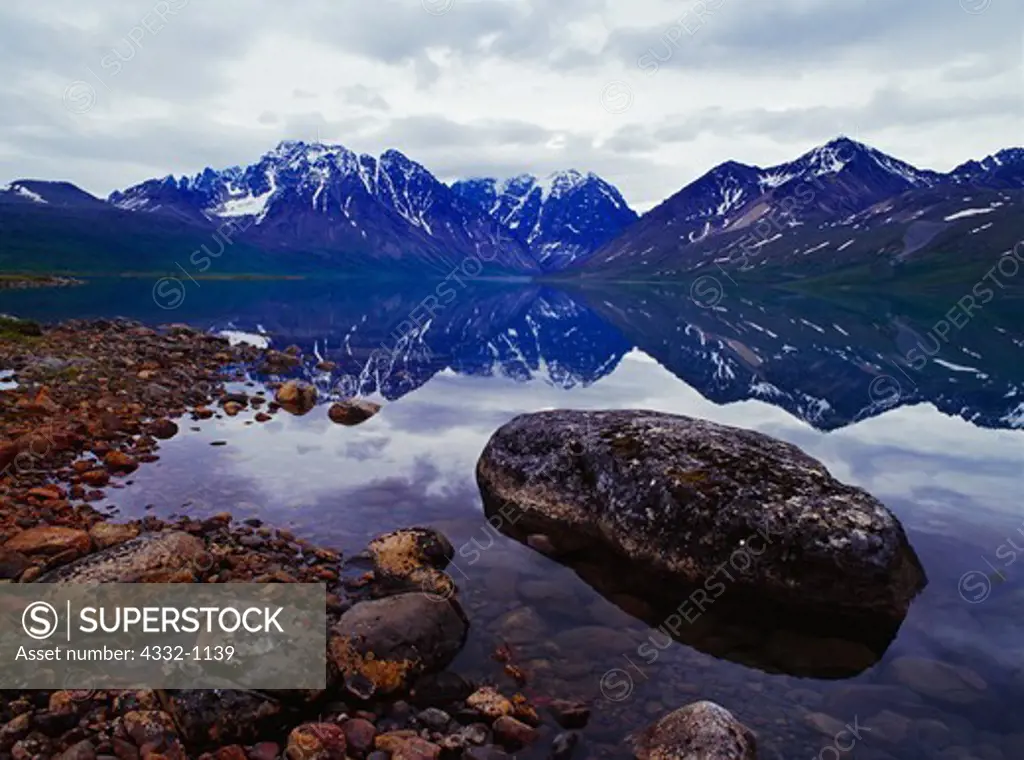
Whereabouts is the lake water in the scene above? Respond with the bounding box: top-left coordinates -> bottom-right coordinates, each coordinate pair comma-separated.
3,278 -> 1024,759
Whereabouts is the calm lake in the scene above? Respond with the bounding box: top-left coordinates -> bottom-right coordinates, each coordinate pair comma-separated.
4,277 -> 1023,759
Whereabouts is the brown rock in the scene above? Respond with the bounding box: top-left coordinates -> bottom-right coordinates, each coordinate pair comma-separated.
247,743 -> 280,760
285,723 -> 346,759
89,522 -> 141,550
4,526 -> 91,557
148,419 -> 179,440
81,469 -> 111,487
22,386 -> 59,415
48,691 -> 82,714
375,731 -> 418,753
492,716 -> 539,749
329,594 -> 468,695
392,737 -> 441,760
104,451 -> 139,474
342,718 -> 377,754
549,699 -> 590,729
122,711 -> 178,748
0,547 -> 31,579
261,350 -> 300,371
56,740 -> 97,760
0,441 -> 20,473
28,484 -> 65,501
112,737 -> 139,760
275,381 -> 317,414
466,687 -> 514,721
167,690 -> 281,748
367,527 -> 454,597
0,712 -> 31,744
38,531 -> 206,583
328,400 -> 381,426
223,402 -> 244,417
212,747 -> 246,760
254,413 -> 272,423
633,701 -> 757,760
194,407 -> 214,420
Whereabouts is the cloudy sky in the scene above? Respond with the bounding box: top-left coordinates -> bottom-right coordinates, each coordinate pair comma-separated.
1,0 -> 1020,210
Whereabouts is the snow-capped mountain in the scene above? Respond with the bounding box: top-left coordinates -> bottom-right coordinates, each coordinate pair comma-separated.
580,137 -> 1023,284
5,135 -> 1021,283
0,180 -> 105,208
451,170 -> 637,270
586,137 -> 942,265
948,148 -> 1024,189
109,140 -> 540,274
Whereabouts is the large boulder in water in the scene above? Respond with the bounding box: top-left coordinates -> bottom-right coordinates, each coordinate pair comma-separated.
477,410 -> 925,634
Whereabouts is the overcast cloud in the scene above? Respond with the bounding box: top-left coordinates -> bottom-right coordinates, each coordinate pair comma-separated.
0,0 -> 1020,210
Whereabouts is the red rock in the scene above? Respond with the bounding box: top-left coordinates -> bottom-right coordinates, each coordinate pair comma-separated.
21,386 -> 59,415
148,419 -> 179,440
104,451 -> 139,474
212,747 -> 247,760
56,740 -> 96,760
194,407 -> 214,420
0,441 -> 19,473
328,400 -> 381,426
247,743 -> 280,760
0,548 -> 31,579
275,381 -> 317,414
223,402 -> 244,417
4,526 -> 91,557
466,687 -> 514,719
81,469 -> 111,487
374,732 -> 418,753
342,718 -> 377,754
89,522 -> 141,550
121,711 -> 178,748
28,484 -> 65,501
492,716 -> 540,749
549,699 -> 591,729
285,723 -> 346,759
111,737 -> 139,760
392,737 -> 442,760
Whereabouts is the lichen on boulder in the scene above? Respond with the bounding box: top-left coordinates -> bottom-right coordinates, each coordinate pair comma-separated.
367,527 -> 455,598
633,701 -> 757,760
477,410 -> 926,629
328,593 -> 468,697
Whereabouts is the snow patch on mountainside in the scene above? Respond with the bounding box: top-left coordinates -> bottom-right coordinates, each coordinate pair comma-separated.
15,186 -> 47,204
944,207 -> 995,221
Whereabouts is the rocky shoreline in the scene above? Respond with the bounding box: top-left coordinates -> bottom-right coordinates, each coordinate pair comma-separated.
0,318 -> 613,760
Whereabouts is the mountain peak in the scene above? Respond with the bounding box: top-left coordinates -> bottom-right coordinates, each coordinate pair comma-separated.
1,179 -> 104,208
451,168 -> 637,271
824,135 -> 868,150
536,169 -> 586,201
